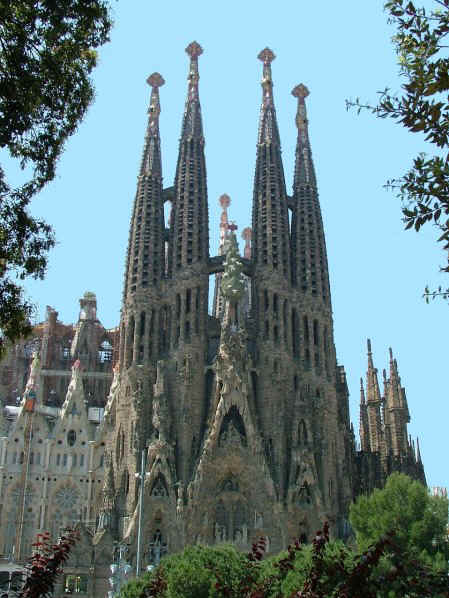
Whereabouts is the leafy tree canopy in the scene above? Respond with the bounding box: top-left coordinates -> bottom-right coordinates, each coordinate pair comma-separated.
347,0 -> 449,301
350,473 -> 448,562
120,522 -> 449,598
0,0 -> 112,356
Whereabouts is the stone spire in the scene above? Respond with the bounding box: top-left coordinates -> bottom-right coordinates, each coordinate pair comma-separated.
139,73 -> 165,177
168,41 -> 209,274
290,84 -> 330,303
365,339 -> 382,453
384,348 -> 409,457
213,194 -> 231,320
181,41 -> 203,140
251,48 -> 290,279
416,437 -> 422,463
292,84 -> 317,188
123,72 -> 165,297
359,378 -> 370,452
257,48 -> 280,145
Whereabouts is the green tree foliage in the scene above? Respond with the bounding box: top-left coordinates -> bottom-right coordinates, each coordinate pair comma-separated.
120,544 -> 249,598
119,524 -> 449,598
350,473 -> 448,564
0,0 -> 112,356
347,0 -> 449,300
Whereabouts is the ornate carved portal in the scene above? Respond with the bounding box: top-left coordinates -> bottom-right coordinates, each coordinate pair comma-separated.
214,497 -> 249,546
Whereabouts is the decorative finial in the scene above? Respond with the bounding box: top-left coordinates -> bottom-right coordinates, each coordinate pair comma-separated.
146,72 -> 165,89
389,347 -> 393,361
292,83 -> 310,99
360,377 -> 364,390
367,338 -> 372,354
186,41 -> 203,59
219,193 -> 231,209
258,48 -> 276,107
146,72 -> 164,130
185,42 -> 203,102
292,83 -> 310,130
258,47 -> 275,64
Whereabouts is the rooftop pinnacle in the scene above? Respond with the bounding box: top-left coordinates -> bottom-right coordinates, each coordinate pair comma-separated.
146,72 -> 165,132
138,71 -> 165,179
258,47 -> 275,108
292,82 -> 316,188
180,41 -> 204,141
186,41 -> 203,102
292,83 -> 310,130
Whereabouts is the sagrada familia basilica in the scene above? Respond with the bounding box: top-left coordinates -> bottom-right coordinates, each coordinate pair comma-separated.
0,43 -> 425,596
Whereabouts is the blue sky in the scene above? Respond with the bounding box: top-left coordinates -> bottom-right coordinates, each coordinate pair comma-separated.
19,0 -> 447,489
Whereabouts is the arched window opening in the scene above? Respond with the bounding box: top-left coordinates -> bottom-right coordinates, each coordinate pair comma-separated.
291,308 -> 299,358
126,316 -> 135,367
305,348 -> 311,370
293,375 -> 299,391
298,420 -> 308,446
214,500 -> 228,543
148,527 -> 167,565
273,293 -> 278,318
67,430 -> 76,447
221,477 -> 239,492
219,406 -> 247,447
98,340 -> 113,364
313,319 -> 319,346
283,299 -> 288,345
303,316 -> 309,344
139,312 -> 146,339
298,481 -> 312,506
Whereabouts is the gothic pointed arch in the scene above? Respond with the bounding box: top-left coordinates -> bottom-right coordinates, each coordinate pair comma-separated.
219,405 -> 247,447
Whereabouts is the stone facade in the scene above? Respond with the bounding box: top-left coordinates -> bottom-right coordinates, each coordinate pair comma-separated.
97,42 -> 425,574
0,293 -> 117,594
0,43 -> 425,596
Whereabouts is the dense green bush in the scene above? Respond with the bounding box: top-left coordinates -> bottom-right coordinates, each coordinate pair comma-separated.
350,473 -> 448,569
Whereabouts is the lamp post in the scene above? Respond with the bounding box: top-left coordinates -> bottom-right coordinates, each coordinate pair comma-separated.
108,543 -> 131,598
135,448 -> 150,577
